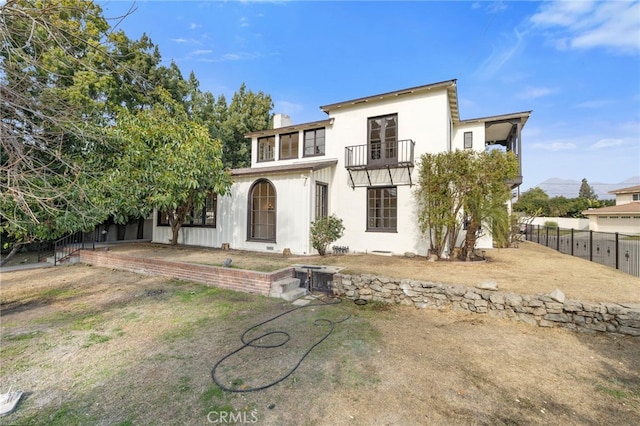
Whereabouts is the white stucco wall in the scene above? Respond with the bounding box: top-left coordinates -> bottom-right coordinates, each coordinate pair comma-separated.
530,217 -> 589,230
615,193 -> 638,205
152,85 -> 509,256
588,216 -> 640,234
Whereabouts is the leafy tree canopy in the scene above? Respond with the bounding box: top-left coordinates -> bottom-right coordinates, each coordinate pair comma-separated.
414,149 -> 518,260
1,0 -> 273,262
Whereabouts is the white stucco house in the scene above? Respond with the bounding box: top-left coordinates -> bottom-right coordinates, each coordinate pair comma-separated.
582,185 -> 640,234
152,79 -> 531,256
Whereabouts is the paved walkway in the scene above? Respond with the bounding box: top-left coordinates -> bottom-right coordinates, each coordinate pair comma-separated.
1,262 -> 55,273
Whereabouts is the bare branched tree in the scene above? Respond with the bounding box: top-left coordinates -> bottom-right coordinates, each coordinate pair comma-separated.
0,0 -> 133,264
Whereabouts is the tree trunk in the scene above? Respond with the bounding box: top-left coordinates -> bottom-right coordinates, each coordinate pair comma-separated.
464,220 -> 480,261
117,223 -> 126,240
136,217 -> 145,240
1,243 -> 23,267
170,223 -> 180,245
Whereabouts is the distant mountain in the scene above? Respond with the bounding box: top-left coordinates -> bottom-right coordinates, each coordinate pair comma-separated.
533,176 -> 640,199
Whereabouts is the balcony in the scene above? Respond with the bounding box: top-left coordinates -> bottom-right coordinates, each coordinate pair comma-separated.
344,139 -> 415,188
345,139 -> 415,169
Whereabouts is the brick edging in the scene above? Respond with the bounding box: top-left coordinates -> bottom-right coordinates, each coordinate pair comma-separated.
78,250 -> 294,296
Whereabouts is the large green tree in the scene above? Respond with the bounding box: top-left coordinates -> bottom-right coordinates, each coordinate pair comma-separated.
109,90 -> 232,245
512,187 -> 550,216
461,150 -> 518,260
219,84 -> 273,168
414,150 -> 470,258
578,178 -> 597,200
414,149 -> 518,260
1,0 -> 272,265
1,0 -> 118,263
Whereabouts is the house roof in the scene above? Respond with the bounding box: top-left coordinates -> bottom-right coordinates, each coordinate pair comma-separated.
319,79 -> 460,121
460,111 -> 532,142
244,118 -> 334,138
582,202 -> 640,216
609,185 -> 640,195
231,159 -> 338,177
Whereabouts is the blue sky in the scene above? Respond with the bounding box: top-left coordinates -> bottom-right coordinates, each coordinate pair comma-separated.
99,0 -> 640,191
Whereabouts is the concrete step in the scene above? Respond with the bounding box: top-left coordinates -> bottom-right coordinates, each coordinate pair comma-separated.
45,255 -> 79,265
281,287 -> 308,302
269,277 -> 301,296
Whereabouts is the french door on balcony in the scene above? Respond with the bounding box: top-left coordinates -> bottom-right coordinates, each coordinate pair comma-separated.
368,114 -> 397,166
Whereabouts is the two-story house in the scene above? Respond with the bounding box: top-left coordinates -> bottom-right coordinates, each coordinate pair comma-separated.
152,79 -> 531,255
582,185 -> 640,234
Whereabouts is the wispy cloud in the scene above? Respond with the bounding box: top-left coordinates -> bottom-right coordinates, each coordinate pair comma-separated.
487,1 -> 508,14
189,23 -> 200,30
197,51 -> 261,63
475,29 -> 525,79
192,49 -> 213,55
274,100 -> 304,116
240,17 -> 249,27
573,99 -> 615,109
588,138 -> 626,150
532,141 -> 577,151
529,0 -> 640,54
517,86 -> 555,100
171,38 -> 189,44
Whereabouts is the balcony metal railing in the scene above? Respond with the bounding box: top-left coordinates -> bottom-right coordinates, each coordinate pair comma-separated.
345,139 -> 415,170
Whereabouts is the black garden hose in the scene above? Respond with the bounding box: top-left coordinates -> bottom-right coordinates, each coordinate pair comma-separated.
211,294 -> 350,393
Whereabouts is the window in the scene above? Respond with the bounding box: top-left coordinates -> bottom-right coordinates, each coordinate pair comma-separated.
248,180 -> 276,241
157,193 -> 217,227
280,132 -> 299,159
258,136 -> 275,162
304,128 -> 325,157
464,132 -> 473,149
315,182 -> 328,219
633,194 -> 639,201
367,187 -> 397,232
368,114 -> 397,165
158,211 -> 170,226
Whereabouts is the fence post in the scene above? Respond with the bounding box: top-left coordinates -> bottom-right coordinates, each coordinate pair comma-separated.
589,230 -> 593,262
537,225 -> 540,243
545,226 -> 549,247
570,228 -> 574,256
615,232 -> 619,270
556,227 -> 560,251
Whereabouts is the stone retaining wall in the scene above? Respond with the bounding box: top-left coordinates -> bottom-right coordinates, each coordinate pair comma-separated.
79,250 -> 294,296
334,274 -> 640,336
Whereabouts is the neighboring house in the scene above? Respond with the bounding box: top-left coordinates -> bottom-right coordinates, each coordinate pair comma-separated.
582,185 -> 640,234
152,79 -> 531,256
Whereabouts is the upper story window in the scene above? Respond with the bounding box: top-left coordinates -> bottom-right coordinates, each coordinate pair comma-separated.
304,128 -> 325,157
464,132 -> 473,149
633,194 -> 639,201
280,132 -> 299,160
258,136 -> 275,162
368,114 -> 397,165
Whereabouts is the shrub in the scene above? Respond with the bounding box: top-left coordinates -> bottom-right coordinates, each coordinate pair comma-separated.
544,221 -> 558,228
310,215 -> 345,256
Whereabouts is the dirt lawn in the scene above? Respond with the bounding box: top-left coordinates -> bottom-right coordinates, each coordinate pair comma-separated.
1,242 -> 639,425
103,240 -> 640,303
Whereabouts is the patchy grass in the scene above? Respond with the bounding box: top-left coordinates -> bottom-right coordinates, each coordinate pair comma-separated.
1,264 -> 639,425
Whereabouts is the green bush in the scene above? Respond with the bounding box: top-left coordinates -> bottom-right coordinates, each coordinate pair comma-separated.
544,221 -> 559,228
310,215 -> 345,256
